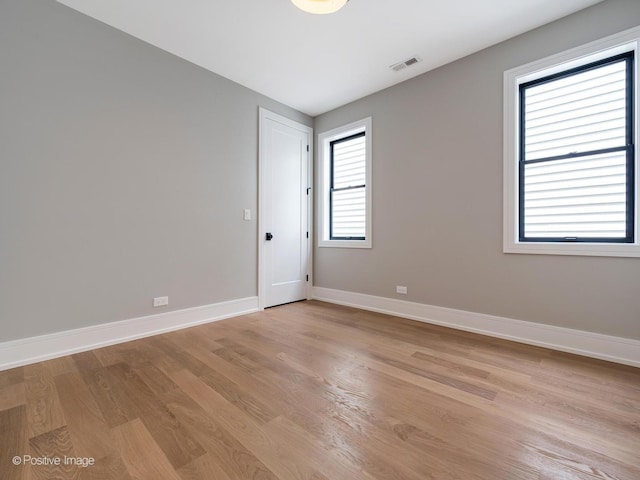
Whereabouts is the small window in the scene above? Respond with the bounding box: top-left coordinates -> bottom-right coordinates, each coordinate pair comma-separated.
330,132 -> 366,240
318,118 -> 372,248
504,27 -> 640,257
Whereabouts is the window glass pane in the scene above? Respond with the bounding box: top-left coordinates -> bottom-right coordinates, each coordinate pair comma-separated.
523,151 -> 628,238
524,60 -> 627,161
333,134 -> 366,189
332,187 -> 366,238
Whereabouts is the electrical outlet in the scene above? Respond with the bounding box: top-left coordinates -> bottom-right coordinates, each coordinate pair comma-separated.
243,208 -> 251,221
153,296 -> 169,307
396,286 -> 408,295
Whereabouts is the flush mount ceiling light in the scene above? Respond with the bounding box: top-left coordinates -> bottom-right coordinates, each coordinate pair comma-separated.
291,0 -> 349,14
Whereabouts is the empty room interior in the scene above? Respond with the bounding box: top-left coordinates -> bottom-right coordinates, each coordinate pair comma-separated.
1,0 -> 640,479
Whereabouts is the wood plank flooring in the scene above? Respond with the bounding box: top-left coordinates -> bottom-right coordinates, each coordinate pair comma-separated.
1,300 -> 639,480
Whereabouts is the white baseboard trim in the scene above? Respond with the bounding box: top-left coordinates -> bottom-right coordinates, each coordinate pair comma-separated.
0,296 -> 259,371
312,287 -> 640,368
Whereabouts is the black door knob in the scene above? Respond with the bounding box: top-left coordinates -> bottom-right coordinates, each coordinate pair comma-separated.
265,232 -> 273,241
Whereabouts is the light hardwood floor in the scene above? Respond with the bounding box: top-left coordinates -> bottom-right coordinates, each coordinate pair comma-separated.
1,300 -> 639,479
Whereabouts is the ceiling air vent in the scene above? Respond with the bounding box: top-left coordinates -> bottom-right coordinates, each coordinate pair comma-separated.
390,56 -> 422,72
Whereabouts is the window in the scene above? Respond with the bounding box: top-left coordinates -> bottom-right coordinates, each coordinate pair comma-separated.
318,118 -> 372,248
330,132 -> 366,240
504,27 -> 640,257
520,52 -> 634,242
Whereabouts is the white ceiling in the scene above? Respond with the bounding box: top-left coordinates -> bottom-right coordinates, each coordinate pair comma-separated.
56,0 -> 603,116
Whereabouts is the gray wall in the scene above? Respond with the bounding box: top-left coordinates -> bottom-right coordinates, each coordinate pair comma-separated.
0,0 -> 310,342
314,0 -> 640,340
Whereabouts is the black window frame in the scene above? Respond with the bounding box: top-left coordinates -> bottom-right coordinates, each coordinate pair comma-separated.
329,131 -> 367,241
518,51 -> 635,244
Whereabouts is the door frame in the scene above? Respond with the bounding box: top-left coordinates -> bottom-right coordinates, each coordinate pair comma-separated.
258,107 -> 313,310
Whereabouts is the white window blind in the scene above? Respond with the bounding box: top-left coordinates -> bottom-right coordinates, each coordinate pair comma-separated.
331,132 -> 366,239
520,53 -> 633,242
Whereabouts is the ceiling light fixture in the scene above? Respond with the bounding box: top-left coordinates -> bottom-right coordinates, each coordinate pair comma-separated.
291,0 -> 349,15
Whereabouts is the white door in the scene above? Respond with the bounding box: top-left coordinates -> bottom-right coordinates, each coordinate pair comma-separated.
259,109 -> 312,308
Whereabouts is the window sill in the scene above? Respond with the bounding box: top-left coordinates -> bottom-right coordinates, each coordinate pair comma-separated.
504,241 -> 640,258
318,239 -> 372,249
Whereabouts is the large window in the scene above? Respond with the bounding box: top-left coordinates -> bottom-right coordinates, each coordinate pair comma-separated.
520,52 -> 633,243
504,27 -> 640,257
318,118 -> 372,248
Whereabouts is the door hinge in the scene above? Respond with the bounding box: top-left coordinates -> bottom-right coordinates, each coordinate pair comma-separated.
306,187 -> 311,195
306,275 -> 309,282
306,145 -> 309,152
306,231 -> 309,238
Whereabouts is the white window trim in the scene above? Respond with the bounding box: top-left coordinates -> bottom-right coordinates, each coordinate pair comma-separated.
318,117 -> 372,248
503,26 -> 640,258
